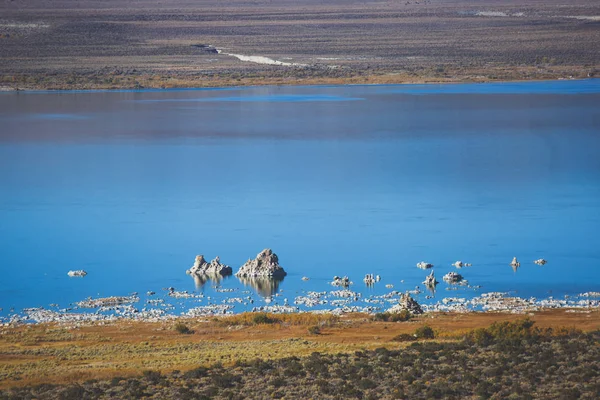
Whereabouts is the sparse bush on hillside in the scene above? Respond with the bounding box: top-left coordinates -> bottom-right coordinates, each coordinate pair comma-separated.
252,313 -> 278,325
414,325 -> 435,339
391,333 -> 417,342
373,310 -> 411,322
307,325 -> 321,335
174,322 -> 193,334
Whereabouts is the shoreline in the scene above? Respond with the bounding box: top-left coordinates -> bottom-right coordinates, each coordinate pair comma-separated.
0,68 -> 595,93
4,290 -> 600,326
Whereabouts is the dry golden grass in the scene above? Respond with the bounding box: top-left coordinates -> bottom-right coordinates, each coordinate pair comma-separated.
0,309 -> 598,389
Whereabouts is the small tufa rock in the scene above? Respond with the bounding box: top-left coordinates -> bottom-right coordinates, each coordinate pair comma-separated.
510,257 -> 520,268
443,272 -> 463,284
364,274 -> 377,285
331,276 -> 352,287
388,293 -> 423,315
67,270 -> 87,277
235,249 -> 287,278
187,255 -> 232,276
453,261 -> 472,268
423,270 -> 438,287
534,259 -> 547,265
416,261 -> 434,269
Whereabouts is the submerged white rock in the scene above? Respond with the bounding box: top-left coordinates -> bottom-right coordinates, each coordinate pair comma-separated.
67,270 -> 87,277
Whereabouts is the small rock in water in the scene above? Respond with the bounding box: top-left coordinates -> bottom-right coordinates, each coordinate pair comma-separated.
423,270 -> 438,287
67,270 -> 87,277
331,276 -> 352,287
534,259 -> 547,265
443,272 -> 463,284
301,276 -> 310,281
363,274 -> 377,285
510,257 -> 520,267
416,261 -> 433,269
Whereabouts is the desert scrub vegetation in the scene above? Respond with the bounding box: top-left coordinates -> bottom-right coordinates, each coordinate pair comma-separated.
216,312 -> 339,327
373,310 -> 412,322
173,322 -> 193,334
2,320 -> 599,399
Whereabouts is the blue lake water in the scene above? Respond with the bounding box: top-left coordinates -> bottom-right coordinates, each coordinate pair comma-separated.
1,80 -> 599,316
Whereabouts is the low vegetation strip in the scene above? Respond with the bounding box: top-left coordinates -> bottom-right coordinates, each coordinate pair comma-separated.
1,320 -> 598,399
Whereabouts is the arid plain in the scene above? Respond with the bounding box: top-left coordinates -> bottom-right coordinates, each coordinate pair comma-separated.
1,0 -> 599,89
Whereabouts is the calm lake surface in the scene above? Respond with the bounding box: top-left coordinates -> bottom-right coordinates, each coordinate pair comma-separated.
1,80 -> 599,316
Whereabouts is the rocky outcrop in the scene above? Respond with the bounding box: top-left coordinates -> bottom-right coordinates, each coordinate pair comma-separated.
417,262 -> 434,269
235,249 -> 287,278
388,293 -> 423,315
423,270 -> 438,287
187,255 -> 232,276
443,271 -> 463,284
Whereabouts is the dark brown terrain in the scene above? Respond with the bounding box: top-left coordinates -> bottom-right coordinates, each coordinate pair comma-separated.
1,0 -> 599,89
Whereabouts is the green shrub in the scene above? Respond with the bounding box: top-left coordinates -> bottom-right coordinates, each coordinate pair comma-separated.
415,325 -> 435,339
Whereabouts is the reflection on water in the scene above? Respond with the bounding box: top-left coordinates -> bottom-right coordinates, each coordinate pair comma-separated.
238,276 -> 285,298
191,273 -> 230,290
425,283 -> 438,296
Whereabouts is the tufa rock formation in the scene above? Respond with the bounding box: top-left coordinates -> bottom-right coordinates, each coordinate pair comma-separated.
423,270 -> 438,287
187,255 -> 232,276
417,261 -> 434,269
443,271 -> 463,284
235,249 -> 287,278
388,293 -> 423,315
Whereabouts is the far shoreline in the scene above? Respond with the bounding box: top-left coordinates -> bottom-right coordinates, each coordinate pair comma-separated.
1,69 -> 596,93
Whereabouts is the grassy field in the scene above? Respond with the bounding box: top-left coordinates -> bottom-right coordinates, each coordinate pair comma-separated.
0,309 -> 598,390
1,0 -> 599,89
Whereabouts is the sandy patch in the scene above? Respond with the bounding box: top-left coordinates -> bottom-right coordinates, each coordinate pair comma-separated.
217,49 -> 306,67
565,15 -> 600,21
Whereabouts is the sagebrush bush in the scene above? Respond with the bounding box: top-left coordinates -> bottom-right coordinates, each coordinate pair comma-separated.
415,325 -> 435,339
174,322 -> 193,334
